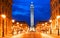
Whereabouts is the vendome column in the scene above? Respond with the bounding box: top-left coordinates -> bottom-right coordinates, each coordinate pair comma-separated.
30,2 -> 35,31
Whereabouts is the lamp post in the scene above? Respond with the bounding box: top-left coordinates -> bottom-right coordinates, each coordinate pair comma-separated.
16,22 -> 19,25
56,16 -> 60,35
12,19 -> 15,35
45,22 -> 47,25
12,19 -> 15,25
42,24 -> 44,26
20,24 -> 23,30
49,20 -> 52,34
16,22 -> 19,29
20,24 -> 23,33
42,24 -> 44,33
1,14 -> 6,37
45,22 -> 48,33
16,22 -> 19,34
20,24 -> 22,26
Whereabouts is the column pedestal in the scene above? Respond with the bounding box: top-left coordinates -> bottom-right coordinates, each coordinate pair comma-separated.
30,27 -> 35,31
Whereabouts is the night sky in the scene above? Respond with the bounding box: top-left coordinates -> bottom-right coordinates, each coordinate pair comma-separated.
12,0 -> 51,26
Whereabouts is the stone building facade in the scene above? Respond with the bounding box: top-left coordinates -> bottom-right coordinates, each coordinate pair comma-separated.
50,0 -> 60,34
0,0 -> 12,37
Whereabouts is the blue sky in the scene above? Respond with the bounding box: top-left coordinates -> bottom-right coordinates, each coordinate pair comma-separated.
12,0 -> 50,26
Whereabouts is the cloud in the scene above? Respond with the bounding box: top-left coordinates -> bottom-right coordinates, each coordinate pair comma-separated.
12,11 -> 29,16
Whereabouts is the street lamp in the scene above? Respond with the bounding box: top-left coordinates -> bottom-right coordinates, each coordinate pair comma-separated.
1,14 -> 6,37
12,19 -> 15,35
57,16 -> 60,19
16,22 -> 19,34
16,22 -> 19,25
42,23 -> 45,32
20,24 -> 23,30
16,22 -> 19,29
1,15 -> 6,18
49,20 -> 52,34
56,16 -> 60,35
42,24 -> 44,26
45,22 -> 48,33
45,22 -> 47,25
12,19 -> 15,26
12,19 -> 15,23
20,24 -> 22,26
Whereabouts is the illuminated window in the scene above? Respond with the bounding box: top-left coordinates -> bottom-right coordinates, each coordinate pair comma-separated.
55,2 -> 57,7
59,8 -> 60,15
59,0 -> 60,3
2,0 -> 5,2
53,4 -> 55,10
2,6 -> 5,14
5,0 -> 8,5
